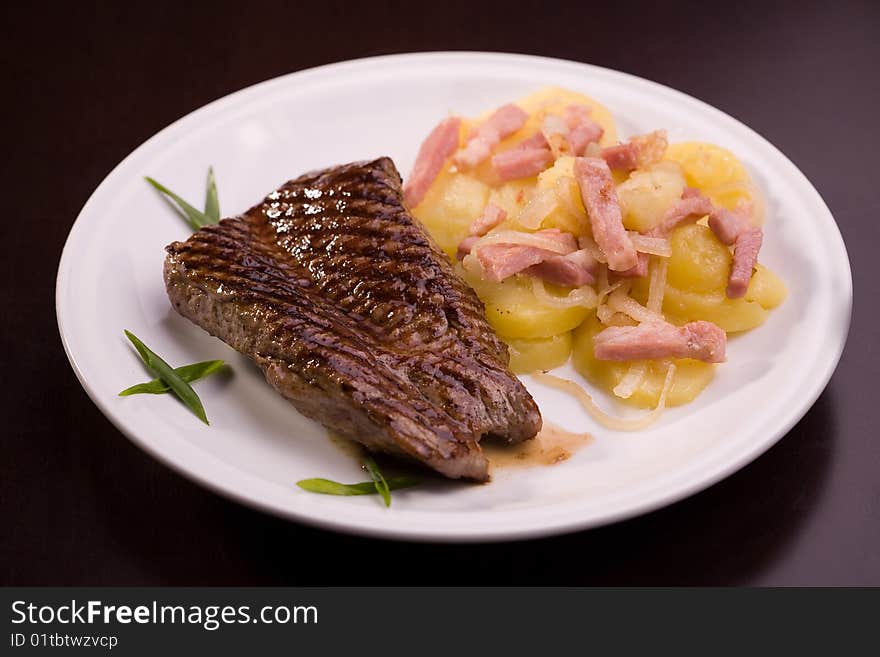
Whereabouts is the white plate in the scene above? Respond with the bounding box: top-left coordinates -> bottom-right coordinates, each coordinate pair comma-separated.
56,52 -> 851,541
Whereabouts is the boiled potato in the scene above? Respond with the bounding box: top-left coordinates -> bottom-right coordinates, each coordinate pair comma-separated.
632,224 -> 786,332
572,316 -> 716,408
617,161 -> 687,232
665,142 -> 748,191
666,224 -> 731,293
505,332 -> 573,374
660,262 -> 786,333
745,264 -> 787,309
411,169 -> 489,261
535,156 -> 588,234
664,141 -> 757,213
660,285 -> 769,333
486,178 -> 535,220
461,268 -> 591,339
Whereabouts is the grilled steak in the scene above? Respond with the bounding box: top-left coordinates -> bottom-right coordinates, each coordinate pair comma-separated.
163,157 -> 541,480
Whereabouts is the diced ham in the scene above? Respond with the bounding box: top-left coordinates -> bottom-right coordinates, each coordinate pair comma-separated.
468,203 -> 507,237
473,229 -> 578,281
601,142 -> 639,171
403,116 -> 462,208
727,227 -> 763,298
616,252 -> 649,278
568,121 -> 605,155
476,244 -> 559,282
573,157 -> 638,271
456,235 -> 480,260
601,130 -> 668,171
453,104 -> 529,169
518,132 -> 550,149
709,206 -> 752,245
519,228 -> 579,253
562,104 -> 592,125
593,320 -> 727,363
526,249 -> 598,287
492,147 -> 554,180
649,189 -> 715,236
563,104 -> 604,155
631,130 -> 668,167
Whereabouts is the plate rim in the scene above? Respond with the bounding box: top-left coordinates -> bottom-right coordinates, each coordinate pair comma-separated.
56,51 -> 853,542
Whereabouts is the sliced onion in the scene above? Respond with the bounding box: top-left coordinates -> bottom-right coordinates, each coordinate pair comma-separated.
596,303 -> 617,325
646,255 -> 668,313
531,278 -> 598,309
475,229 -> 572,254
532,363 -> 676,431
628,232 -> 672,257
613,362 -> 647,399
607,288 -> 665,324
542,114 -> 570,159
577,234 -> 606,263
517,188 -> 558,229
555,176 -> 587,223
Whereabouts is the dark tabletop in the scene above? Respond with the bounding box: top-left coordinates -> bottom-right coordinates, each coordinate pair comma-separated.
2,1 -> 877,586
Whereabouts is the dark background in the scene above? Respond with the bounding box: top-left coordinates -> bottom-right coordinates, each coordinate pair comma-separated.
2,1 -> 877,586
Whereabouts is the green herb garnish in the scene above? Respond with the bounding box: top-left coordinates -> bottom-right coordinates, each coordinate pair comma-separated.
362,455 -> 392,507
204,166 -> 220,223
123,330 -> 210,424
296,476 -> 420,497
119,360 -> 225,396
145,167 -> 221,230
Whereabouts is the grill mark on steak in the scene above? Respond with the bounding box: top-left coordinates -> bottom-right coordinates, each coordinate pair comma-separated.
163,157 -> 541,480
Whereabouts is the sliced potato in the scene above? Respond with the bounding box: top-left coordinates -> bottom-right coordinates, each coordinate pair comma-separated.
617,161 -> 686,232
661,286 -> 769,333
461,269 -> 591,339
505,332 -> 573,374
745,264 -> 788,309
664,141 -> 760,213
666,223 -> 732,293
665,142 -> 748,190
535,156 -> 588,234
411,169 -> 489,260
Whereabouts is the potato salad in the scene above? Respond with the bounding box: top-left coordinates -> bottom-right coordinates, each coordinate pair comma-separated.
405,87 -> 786,417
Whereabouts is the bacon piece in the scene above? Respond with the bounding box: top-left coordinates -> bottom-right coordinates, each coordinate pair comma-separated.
476,244 -> 559,282
601,142 -> 639,171
593,320 -> 727,363
474,229 -> 578,282
468,203 -> 507,237
727,228 -> 763,298
615,252 -> 649,278
649,189 -> 715,236
563,105 -> 604,155
573,157 -> 638,271
456,235 -> 480,260
709,206 -> 752,245
403,116 -> 462,208
562,104 -> 592,125
492,147 -> 554,180
454,104 -> 529,169
631,131 -> 668,167
526,249 -> 598,287
601,130 -> 668,172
